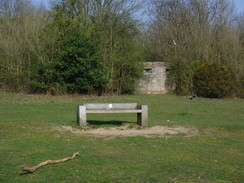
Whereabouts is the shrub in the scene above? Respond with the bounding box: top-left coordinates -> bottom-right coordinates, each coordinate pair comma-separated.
168,61 -> 200,96
29,30 -> 107,95
29,63 -> 53,94
193,62 -> 236,98
236,74 -> 244,98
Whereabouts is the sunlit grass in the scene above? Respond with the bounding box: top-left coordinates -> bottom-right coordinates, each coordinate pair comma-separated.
0,91 -> 243,182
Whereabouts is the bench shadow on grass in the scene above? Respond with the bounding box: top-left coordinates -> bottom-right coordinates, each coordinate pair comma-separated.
19,172 -> 29,176
87,120 -> 134,127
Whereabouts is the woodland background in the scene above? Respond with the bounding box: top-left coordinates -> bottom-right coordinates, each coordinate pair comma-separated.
0,0 -> 243,98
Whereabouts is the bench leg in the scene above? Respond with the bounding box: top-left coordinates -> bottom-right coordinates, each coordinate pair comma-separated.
137,105 -> 148,127
77,106 -> 87,126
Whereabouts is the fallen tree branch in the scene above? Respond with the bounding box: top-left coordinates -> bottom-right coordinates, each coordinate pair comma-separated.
21,152 -> 80,173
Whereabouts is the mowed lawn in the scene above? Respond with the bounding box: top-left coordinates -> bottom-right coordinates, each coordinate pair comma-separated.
0,91 -> 243,183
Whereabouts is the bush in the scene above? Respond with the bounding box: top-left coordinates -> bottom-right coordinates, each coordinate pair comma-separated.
168,61 -> 199,96
236,74 -> 244,98
29,62 -> 55,93
29,30 -> 107,95
193,62 -> 236,98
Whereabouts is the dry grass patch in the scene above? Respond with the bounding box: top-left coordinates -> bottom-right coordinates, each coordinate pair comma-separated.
53,124 -> 199,138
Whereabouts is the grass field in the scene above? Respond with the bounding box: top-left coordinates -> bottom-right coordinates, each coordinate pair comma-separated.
0,91 -> 243,182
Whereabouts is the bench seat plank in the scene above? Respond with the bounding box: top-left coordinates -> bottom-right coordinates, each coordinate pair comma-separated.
84,103 -> 138,110
86,109 -> 142,113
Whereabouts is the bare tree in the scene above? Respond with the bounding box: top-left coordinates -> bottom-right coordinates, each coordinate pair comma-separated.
0,0 -> 47,91
146,0 -> 243,95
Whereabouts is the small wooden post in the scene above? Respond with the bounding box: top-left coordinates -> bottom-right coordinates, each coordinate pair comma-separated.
137,105 -> 148,127
77,106 -> 87,126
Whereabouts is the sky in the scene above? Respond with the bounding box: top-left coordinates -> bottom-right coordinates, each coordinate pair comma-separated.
234,0 -> 244,13
32,0 -> 244,13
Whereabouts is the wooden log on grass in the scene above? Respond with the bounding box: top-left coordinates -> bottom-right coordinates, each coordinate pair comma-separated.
21,152 -> 80,173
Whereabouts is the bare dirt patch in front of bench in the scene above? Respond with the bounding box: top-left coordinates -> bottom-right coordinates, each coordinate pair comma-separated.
53,124 -> 199,138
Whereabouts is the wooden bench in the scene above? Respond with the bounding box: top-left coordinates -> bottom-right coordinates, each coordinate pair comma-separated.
76,103 -> 148,127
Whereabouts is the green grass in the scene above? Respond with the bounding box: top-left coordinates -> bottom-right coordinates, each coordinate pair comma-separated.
0,91 -> 243,182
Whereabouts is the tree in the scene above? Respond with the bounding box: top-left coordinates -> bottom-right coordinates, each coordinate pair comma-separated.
30,29 -> 107,94
88,0 -> 144,94
49,0 -> 144,94
30,0 -> 107,94
0,0 -> 46,92
146,0 -> 243,96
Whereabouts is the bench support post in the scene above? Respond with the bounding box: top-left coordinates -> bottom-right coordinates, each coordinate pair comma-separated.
77,106 -> 87,126
137,105 -> 148,127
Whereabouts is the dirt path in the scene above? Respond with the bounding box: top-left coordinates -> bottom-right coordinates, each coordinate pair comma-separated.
53,124 -> 199,138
